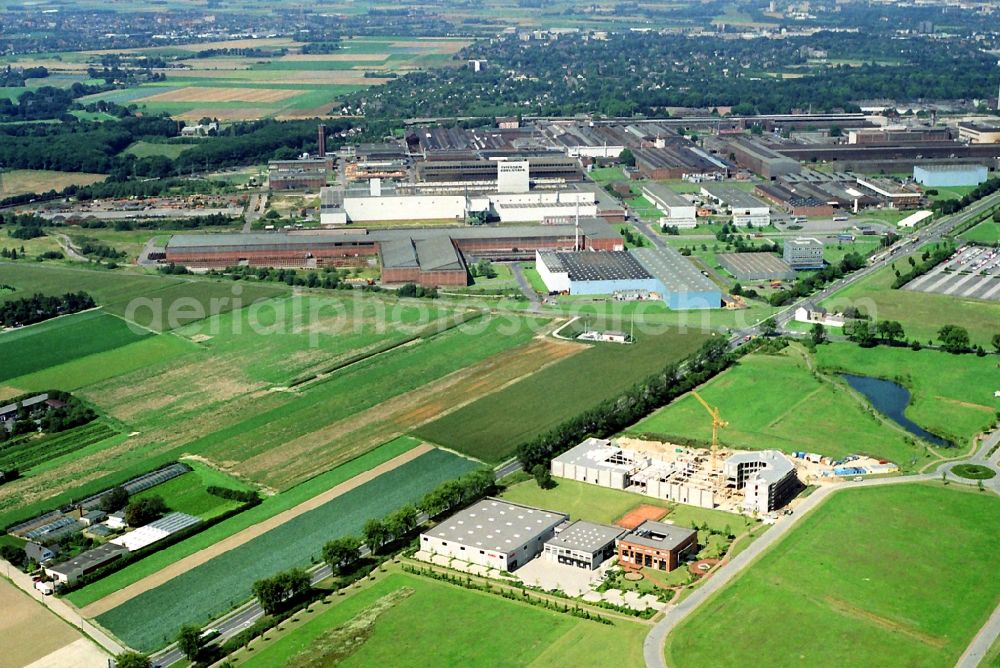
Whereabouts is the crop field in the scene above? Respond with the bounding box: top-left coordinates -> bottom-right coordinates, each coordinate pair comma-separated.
74,36 -> 470,120
630,345 -> 934,467
233,571 -> 647,668
0,310 -> 151,382
0,169 -> 106,197
820,259 -> 1000,347
0,300 -> 536,521
814,344 -> 1000,446
501,477 -> 744,533
68,437 -> 422,610
96,448 -> 478,652
132,461 -> 251,520
664,484 -> 1000,668
413,325 -> 712,462
0,420 -> 118,474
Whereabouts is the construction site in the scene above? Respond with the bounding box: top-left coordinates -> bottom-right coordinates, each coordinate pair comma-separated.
551,392 -> 897,516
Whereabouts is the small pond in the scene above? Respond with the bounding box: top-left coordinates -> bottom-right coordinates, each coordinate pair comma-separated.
839,373 -> 953,448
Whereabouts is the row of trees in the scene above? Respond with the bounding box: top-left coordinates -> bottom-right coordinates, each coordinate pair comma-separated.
891,244 -> 954,289
518,337 -> 732,470
0,291 -> 95,327
769,252 -> 867,306
931,178 -> 1000,216
322,468 -> 496,577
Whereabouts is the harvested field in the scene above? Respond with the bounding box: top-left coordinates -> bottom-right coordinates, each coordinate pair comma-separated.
0,169 -> 105,198
81,444 -> 433,617
240,336 -> 583,484
0,578 -> 103,668
139,86 -> 301,103
615,504 -> 669,530
23,639 -> 109,668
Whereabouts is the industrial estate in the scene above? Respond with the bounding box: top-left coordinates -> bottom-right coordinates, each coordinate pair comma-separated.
1,2 -> 1000,668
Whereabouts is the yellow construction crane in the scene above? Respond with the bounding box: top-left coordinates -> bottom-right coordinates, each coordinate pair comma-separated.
692,391 -> 728,472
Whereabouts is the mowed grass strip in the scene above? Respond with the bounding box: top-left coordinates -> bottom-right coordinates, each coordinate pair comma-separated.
413,327 -> 710,462
0,310 -> 150,382
630,345 -> 929,467
664,484 -> 1000,668
815,344 -> 1000,445
95,449 -> 478,652
236,571 -> 647,668
67,437 -> 423,609
3,332 -> 195,392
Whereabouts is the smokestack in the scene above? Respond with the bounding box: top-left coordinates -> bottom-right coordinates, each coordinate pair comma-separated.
317,123 -> 327,157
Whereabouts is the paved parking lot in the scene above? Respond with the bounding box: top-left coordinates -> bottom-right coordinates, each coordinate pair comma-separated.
904,246 -> 1000,302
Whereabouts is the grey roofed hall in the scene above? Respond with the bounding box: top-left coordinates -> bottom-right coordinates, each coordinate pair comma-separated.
546,520 -> 626,553
423,498 -> 567,553
631,246 -> 718,294
46,542 -> 127,578
642,182 -> 692,207
623,520 -> 696,551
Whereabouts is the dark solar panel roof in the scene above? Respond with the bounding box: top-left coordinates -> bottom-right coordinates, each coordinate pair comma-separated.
555,251 -> 652,282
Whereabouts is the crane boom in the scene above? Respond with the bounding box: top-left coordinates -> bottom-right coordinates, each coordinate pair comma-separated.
692,391 -> 728,471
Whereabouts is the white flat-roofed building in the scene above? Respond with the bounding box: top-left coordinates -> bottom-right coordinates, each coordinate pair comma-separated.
542,520 -> 626,570
642,183 -> 698,228
700,184 -> 770,227
419,498 -> 568,572
896,210 -> 933,229
550,437 -> 651,489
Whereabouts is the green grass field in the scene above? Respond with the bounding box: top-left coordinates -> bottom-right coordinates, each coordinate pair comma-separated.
121,141 -> 195,159
820,259 -> 1000,347
236,570 -> 647,668
664,484 -> 1000,668
0,310 -> 151,383
97,448 -> 477,652
502,478 -> 747,533
814,344 -> 1000,446
133,461 -> 251,520
66,437 -> 422,608
961,219 -> 1000,244
413,326 -> 710,462
0,262 -> 286,322
630,345 -> 933,468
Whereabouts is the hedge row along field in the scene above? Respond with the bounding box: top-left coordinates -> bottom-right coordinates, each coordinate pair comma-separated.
97,448 -> 477,652
413,326 -> 710,462
0,310 -> 150,382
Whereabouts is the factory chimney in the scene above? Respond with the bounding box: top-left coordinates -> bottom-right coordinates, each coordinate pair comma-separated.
317,123 -> 327,157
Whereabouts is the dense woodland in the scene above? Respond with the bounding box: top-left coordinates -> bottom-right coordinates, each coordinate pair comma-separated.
344,32 -> 999,119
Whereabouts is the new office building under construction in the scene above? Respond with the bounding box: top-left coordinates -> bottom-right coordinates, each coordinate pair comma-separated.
550,437 -> 799,515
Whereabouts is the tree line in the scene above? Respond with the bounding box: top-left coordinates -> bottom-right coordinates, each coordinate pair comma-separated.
0,291 -> 95,327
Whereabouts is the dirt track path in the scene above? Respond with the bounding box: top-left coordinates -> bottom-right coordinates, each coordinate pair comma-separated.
79,443 -> 433,618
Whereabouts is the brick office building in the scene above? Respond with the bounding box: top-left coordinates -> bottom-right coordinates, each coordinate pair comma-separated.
617,520 -> 697,572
